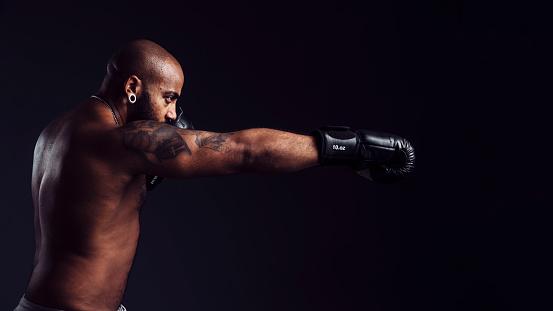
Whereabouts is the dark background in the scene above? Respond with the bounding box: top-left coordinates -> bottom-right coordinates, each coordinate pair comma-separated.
1,0 -> 551,310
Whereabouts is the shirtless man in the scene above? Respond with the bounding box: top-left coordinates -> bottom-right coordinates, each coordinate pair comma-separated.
15,40 -> 414,311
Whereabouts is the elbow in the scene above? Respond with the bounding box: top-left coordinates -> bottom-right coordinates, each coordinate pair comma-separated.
237,145 -> 259,173
234,136 -> 269,173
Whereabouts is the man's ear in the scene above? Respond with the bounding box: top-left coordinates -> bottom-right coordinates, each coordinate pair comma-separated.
124,75 -> 142,103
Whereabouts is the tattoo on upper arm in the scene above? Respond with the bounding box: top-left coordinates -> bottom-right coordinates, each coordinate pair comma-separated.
194,132 -> 233,154
119,122 -> 234,165
118,121 -> 191,165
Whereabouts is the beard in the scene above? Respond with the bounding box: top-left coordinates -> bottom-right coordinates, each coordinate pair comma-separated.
127,92 -> 158,123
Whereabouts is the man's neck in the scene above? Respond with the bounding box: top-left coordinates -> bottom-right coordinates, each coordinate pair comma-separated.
94,90 -> 127,125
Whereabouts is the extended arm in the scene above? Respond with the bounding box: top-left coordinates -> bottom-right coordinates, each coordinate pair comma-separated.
110,120 -> 414,183
116,121 -> 319,179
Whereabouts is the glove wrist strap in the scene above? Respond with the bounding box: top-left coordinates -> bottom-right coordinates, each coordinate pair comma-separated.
312,126 -> 360,165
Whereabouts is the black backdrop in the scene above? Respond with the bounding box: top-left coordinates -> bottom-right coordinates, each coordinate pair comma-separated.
0,1 -> 551,310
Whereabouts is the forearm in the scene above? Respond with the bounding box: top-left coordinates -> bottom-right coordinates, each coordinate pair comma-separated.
233,128 -> 320,174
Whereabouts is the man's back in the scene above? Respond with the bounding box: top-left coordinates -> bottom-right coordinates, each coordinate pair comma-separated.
27,100 -> 144,311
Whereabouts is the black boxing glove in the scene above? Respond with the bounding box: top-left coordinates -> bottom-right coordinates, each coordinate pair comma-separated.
146,107 -> 194,191
311,126 -> 415,183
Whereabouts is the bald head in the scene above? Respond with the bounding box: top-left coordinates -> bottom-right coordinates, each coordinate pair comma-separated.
106,39 -> 183,87
95,40 -> 185,124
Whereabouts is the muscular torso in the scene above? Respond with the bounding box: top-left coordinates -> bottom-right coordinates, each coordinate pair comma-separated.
23,96 -> 320,310
26,100 -> 145,311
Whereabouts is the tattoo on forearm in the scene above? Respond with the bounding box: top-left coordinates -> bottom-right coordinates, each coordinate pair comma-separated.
194,132 -> 233,154
118,121 -> 191,165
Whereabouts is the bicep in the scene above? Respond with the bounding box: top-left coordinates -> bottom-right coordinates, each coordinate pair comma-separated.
116,121 -> 243,178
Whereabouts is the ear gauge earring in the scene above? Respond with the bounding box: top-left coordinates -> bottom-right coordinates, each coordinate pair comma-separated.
129,94 -> 137,103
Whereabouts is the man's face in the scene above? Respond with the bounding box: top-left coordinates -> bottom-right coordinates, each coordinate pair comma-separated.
132,62 -> 184,123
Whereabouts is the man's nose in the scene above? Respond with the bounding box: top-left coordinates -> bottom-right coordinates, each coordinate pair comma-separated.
166,107 -> 176,120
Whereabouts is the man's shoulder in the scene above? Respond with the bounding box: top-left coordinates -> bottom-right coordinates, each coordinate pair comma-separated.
72,105 -> 125,153
40,101 -> 114,138
39,110 -> 73,144
38,101 -> 123,160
